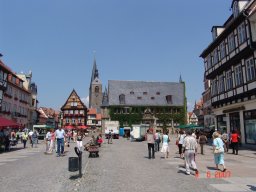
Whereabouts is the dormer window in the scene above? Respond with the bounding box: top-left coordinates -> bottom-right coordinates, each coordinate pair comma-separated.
156,92 -> 160,95
143,92 -> 147,95
166,95 -> 172,104
137,97 -> 142,100
151,97 -> 155,100
130,91 -> 134,95
119,94 -> 125,104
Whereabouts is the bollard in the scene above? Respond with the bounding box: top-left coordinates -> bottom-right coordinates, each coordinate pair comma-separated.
74,147 -> 82,178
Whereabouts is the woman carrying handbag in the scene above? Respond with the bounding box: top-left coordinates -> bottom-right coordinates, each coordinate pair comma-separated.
212,132 -> 227,172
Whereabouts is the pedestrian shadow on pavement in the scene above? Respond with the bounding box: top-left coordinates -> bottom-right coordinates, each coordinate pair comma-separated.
207,166 -> 217,170
247,185 -> 256,191
0,147 -> 25,153
69,175 -> 82,180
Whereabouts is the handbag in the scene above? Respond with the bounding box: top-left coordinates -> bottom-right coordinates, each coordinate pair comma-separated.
175,140 -> 179,145
214,139 -> 224,154
214,147 -> 224,154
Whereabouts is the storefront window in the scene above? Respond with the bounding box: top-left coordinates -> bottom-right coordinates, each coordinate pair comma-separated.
217,114 -> 226,132
229,112 -> 240,133
244,110 -> 256,144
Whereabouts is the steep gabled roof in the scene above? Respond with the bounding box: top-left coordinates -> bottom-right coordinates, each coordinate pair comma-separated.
88,108 -> 96,115
61,89 -> 87,110
40,107 -> 59,118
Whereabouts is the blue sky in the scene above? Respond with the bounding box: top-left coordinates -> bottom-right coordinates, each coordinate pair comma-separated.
1,0 -> 232,111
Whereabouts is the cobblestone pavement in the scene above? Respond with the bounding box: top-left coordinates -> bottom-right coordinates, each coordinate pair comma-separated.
63,136 -> 256,192
1,136 -> 256,192
0,138 -> 91,192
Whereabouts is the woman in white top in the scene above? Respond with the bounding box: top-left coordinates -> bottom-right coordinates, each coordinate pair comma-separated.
76,131 -> 83,151
178,130 -> 186,158
161,131 -> 170,159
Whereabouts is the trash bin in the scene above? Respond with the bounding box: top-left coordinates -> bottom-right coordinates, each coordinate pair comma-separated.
68,157 -> 79,172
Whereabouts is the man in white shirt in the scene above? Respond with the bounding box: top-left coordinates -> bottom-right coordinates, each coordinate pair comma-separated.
182,130 -> 198,175
55,127 -> 65,157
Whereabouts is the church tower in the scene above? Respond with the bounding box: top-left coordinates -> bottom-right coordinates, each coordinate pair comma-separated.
89,58 -> 103,113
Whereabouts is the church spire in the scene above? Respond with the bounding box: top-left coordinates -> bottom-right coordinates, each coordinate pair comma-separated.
90,56 -> 99,85
179,74 -> 183,83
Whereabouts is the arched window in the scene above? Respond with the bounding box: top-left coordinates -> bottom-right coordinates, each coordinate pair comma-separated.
166,95 -> 172,104
119,94 -> 125,104
95,86 -> 99,93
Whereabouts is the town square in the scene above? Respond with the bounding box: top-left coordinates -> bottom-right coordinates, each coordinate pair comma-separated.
1,0 -> 256,192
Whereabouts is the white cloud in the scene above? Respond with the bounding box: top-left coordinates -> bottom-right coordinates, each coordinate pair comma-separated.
81,96 -> 89,107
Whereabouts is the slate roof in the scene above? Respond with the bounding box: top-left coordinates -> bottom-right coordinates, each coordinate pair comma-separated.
108,80 -> 185,106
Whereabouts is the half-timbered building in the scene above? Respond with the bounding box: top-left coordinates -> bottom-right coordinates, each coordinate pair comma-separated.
200,0 -> 256,144
61,89 -> 88,129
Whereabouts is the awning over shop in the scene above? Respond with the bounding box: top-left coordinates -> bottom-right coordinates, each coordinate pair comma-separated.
33,125 -> 54,130
178,124 -> 204,129
0,116 -> 20,129
77,125 -> 88,129
64,125 -> 75,130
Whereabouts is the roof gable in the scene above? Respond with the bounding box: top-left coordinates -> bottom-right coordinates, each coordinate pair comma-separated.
61,89 -> 87,110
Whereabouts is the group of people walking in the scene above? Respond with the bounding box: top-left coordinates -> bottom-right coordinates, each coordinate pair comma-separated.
146,128 -> 170,159
45,127 -> 83,156
0,129 -> 39,151
145,127 -> 242,176
45,127 -> 104,157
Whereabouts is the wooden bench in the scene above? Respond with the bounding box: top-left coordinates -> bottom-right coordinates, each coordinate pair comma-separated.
88,145 -> 99,158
